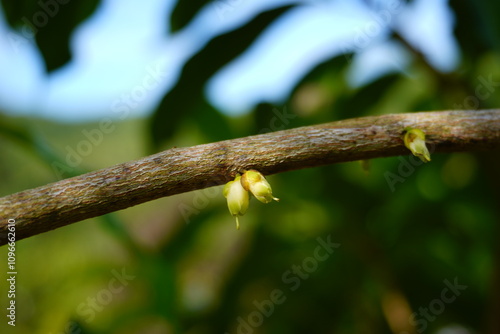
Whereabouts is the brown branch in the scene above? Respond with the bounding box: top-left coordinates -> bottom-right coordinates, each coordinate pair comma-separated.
1,109 -> 499,245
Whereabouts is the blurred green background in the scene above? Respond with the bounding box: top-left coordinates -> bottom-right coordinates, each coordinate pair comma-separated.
1,0 -> 499,333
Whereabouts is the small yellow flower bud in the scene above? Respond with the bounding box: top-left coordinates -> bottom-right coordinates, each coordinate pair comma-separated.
223,174 -> 249,229
403,127 -> 431,163
241,170 -> 279,204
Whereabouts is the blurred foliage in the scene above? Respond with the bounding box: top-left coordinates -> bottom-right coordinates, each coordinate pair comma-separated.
1,1 -> 500,334
150,5 -> 295,147
169,0 -> 212,32
0,0 -> 100,72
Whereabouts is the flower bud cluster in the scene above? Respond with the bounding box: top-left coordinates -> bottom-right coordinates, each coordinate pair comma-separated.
223,170 -> 279,229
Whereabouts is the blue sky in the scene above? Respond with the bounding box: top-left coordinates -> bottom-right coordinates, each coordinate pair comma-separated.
0,0 -> 459,122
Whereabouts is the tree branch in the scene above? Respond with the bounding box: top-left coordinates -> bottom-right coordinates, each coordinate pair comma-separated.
1,109 -> 499,245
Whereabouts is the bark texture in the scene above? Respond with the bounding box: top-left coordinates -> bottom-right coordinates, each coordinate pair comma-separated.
1,109 -> 499,245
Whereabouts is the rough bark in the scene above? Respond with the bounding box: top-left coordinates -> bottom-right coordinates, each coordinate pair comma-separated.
1,109 -> 499,245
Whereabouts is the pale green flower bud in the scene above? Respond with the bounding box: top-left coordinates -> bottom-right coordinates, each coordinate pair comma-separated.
223,174 -> 249,229
404,127 -> 431,163
241,170 -> 279,204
